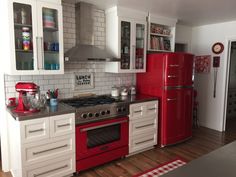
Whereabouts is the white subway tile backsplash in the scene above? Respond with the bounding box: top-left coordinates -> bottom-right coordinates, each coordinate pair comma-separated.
6,75 -> 20,81
5,81 -> 15,87
20,75 -> 33,80
7,87 -> 16,93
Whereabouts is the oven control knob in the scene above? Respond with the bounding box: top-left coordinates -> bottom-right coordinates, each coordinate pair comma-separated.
106,110 -> 110,114
117,108 -> 122,112
88,113 -> 93,118
101,111 -> 106,115
81,113 -> 87,119
95,112 -> 100,117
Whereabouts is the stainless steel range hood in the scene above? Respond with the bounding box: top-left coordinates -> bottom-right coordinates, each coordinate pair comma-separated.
64,2 -> 119,62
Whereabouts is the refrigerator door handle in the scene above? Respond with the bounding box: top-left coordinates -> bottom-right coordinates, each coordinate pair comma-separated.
167,98 -> 177,101
169,64 -> 180,67
167,75 -> 177,78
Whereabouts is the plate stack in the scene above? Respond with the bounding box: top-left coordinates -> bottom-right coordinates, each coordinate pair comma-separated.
43,9 -> 55,28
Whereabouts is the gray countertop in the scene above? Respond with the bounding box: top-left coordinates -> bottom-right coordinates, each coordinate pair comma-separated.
162,141 -> 236,177
7,103 -> 75,121
7,94 -> 158,121
120,94 -> 158,104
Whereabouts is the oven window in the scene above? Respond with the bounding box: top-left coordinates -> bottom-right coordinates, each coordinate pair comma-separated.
87,124 -> 121,148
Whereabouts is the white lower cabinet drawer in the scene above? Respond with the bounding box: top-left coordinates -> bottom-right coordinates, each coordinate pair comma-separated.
20,118 -> 49,144
145,101 -> 158,116
130,104 -> 144,118
24,155 -> 75,177
22,135 -> 75,166
129,132 -> 157,154
50,113 -> 75,138
130,116 -> 157,136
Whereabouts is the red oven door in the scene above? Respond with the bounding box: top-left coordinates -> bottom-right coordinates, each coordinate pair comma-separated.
76,117 -> 129,160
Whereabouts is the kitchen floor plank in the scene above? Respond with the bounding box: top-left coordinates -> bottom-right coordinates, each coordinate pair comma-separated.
1,126 -> 236,177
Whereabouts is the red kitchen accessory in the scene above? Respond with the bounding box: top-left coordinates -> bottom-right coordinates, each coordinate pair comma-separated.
7,97 -> 17,107
14,82 -> 40,113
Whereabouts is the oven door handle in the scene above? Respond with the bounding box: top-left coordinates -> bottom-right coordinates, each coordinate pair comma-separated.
80,120 -> 128,132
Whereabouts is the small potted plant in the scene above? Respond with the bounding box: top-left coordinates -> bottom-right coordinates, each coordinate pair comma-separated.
47,89 -> 59,106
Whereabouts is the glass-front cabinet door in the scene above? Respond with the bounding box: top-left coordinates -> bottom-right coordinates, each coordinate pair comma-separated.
37,2 -> 64,74
119,20 -> 146,73
120,21 -> 131,70
135,23 -> 146,71
13,1 -> 37,72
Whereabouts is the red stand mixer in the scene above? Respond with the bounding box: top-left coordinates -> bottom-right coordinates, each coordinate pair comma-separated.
14,82 -> 40,113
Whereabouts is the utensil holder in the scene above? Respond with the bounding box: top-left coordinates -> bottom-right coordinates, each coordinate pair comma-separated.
50,98 -> 58,106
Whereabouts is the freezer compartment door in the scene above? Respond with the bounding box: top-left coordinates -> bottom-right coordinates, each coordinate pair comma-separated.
161,88 -> 193,146
164,53 -> 194,86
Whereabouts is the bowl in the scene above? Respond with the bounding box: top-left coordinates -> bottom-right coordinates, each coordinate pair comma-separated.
22,95 -> 41,110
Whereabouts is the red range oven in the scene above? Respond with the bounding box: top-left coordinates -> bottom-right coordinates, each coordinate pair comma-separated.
76,116 -> 129,172
62,95 -> 130,172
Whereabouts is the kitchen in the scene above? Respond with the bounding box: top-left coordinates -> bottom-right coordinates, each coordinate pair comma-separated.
1,0 -> 236,176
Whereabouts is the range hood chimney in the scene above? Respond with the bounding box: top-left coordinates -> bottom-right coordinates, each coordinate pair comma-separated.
64,2 -> 119,62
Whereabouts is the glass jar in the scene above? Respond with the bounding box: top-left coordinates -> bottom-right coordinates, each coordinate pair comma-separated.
21,8 -> 27,25
22,27 -> 31,51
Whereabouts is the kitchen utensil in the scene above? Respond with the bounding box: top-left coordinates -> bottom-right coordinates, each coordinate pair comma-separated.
47,88 -> 59,99
121,87 -> 128,96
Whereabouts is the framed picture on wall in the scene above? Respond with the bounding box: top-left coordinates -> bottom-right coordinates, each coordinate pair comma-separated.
195,55 -> 211,73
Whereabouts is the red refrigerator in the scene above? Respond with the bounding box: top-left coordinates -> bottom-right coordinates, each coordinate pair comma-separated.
137,53 -> 194,147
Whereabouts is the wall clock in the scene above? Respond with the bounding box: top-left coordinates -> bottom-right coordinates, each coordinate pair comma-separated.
212,42 -> 224,54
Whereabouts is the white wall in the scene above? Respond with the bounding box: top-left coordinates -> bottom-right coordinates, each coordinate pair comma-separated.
191,20 -> 236,131
175,24 -> 193,52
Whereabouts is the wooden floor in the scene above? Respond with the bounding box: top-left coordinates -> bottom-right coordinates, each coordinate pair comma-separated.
1,122 -> 236,177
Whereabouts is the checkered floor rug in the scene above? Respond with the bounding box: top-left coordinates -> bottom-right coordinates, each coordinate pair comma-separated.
133,158 -> 187,177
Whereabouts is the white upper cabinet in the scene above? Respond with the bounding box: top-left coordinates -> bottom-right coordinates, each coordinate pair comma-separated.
147,14 -> 177,52
2,0 -> 64,75
105,6 -> 147,73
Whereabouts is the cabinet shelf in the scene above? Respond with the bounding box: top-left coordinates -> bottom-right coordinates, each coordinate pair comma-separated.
149,49 -> 172,52
121,37 -> 131,40
14,23 -> 32,28
150,33 -> 172,38
136,37 -> 144,40
15,49 -> 33,53
44,50 -> 59,54
43,27 -> 58,32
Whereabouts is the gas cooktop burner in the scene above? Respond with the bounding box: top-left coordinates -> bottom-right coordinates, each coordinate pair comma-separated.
62,95 -> 119,108
62,95 -> 129,124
